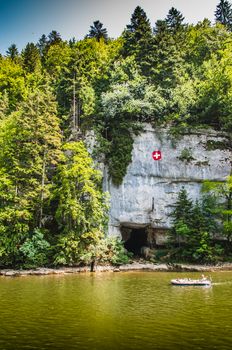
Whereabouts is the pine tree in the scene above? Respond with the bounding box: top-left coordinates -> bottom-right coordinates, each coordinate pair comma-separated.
169,187 -> 194,245
188,201 -> 213,262
69,37 -> 76,47
122,6 -> 154,75
153,20 -> 168,36
215,0 -> 232,30
152,8 -> 187,88
6,44 -> 19,62
48,30 -> 62,45
169,188 -> 220,262
171,187 -> 193,225
125,6 -> 152,38
37,34 -> 48,59
202,176 -> 232,243
166,7 -> 185,32
22,43 -> 41,73
87,20 -> 108,42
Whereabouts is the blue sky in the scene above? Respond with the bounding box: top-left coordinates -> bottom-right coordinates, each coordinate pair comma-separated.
0,0 -> 220,54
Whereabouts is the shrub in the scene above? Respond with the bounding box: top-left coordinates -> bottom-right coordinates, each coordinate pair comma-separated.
97,237 -> 132,265
19,229 -> 50,268
54,235 -> 131,266
178,148 -> 194,162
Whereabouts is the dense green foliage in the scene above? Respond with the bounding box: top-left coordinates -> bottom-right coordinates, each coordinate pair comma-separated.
202,176 -> 232,243
168,185 -> 231,263
215,0 -> 232,30
0,1 -> 231,267
54,141 -> 109,265
87,20 -> 108,42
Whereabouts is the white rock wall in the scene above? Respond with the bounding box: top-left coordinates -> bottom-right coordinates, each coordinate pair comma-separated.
103,124 -> 231,237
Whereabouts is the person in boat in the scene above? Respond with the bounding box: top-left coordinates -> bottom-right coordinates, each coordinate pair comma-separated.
201,274 -> 208,281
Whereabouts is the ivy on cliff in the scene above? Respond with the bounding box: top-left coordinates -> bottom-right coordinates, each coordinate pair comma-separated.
97,57 -> 166,185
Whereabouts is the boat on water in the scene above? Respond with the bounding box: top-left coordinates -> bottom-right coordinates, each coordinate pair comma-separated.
171,278 -> 212,286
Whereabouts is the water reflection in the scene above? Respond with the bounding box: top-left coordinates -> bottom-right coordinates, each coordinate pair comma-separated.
0,271 -> 231,350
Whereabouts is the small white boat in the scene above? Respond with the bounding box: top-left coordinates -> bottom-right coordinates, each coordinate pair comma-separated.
171,278 -> 212,286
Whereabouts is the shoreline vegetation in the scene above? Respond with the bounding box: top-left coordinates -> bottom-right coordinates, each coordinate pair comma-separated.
1,262 -> 232,277
0,2 -> 231,268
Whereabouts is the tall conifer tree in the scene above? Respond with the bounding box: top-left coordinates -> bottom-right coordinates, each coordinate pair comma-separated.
122,6 -> 154,76
48,30 -> 62,45
22,43 -> 41,73
6,44 -> 19,62
215,0 -> 232,31
87,20 -> 108,42
166,7 -> 185,32
152,7 -> 187,88
37,34 -> 49,63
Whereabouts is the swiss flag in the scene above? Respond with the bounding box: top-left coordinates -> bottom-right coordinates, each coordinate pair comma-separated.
152,150 -> 162,160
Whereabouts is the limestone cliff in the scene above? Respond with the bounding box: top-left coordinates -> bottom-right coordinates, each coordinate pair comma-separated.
103,124 -> 231,243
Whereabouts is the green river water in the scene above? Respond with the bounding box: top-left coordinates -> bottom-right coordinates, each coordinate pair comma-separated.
0,271 -> 231,350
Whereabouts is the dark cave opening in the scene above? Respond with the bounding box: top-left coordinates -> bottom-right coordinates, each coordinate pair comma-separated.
123,227 -> 148,256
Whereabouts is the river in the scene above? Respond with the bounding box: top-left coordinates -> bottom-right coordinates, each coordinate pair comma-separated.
0,271 -> 231,350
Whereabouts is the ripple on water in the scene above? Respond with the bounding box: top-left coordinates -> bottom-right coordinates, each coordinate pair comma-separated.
0,271 -> 231,350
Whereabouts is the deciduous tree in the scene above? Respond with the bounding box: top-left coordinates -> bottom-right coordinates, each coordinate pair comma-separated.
0,85 -> 62,265
54,141 -> 109,265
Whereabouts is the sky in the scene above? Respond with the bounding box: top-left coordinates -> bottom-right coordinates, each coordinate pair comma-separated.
0,0 -> 220,54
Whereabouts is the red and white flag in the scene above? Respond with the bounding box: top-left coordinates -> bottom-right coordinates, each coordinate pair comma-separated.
152,150 -> 162,160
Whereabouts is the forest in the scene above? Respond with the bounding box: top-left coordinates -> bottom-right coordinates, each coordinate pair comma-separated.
0,0 -> 231,267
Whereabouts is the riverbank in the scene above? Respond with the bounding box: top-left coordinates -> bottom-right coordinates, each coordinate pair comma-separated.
1,262 -> 232,277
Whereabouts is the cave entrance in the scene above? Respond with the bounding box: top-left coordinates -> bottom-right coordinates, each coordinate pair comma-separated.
122,226 -> 148,256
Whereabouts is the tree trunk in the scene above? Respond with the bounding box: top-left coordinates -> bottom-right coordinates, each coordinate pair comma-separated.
39,149 -> 47,228
90,260 -> 95,272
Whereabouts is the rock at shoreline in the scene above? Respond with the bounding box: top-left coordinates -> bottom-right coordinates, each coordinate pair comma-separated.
1,263 -> 232,277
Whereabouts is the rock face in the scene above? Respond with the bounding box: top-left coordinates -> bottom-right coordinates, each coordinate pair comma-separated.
103,124 -> 231,243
